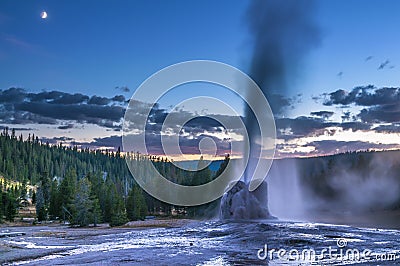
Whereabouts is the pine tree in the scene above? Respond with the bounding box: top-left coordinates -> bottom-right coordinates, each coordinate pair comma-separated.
193,156 -> 212,186
216,154 -> 230,177
71,178 -> 92,227
126,186 -> 147,221
110,195 -> 128,226
126,188 -> 135,221
35,187 -> 46,221
35,171 -> 51,221
89,180 -> 102,227
103,181 -> 116,223
31,190 -> 36,205
5,193 -> 17,222
48,180 -> 60,219
90,197 -> 102,226
59,169 -> 76,222
0,192 -> 3,223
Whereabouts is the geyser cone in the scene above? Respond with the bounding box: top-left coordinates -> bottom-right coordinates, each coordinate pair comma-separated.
220,181 -> 274,220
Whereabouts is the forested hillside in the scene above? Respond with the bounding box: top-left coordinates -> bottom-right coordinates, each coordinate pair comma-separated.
0,128 -> 224,225
0,128 -> 131,185
297,150 -> 400,212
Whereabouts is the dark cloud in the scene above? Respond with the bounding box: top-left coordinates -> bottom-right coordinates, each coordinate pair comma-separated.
323,86 -> 400,124
11,112 -> 58,125
339,122 -> 371,131
322,85 -> 400,123
15,101 -> 124,123
276,116 -> 372,141
75,131 -> 232,156
323,88 -> 361,106
28,90 -> 65,102
0,125 -> 34,131
310,111 -> 334,119
276,116 -> 334,139
40,136 -> 74,144
341,111 -> 351,122
0,87 -> 26,103
88,95 -> 111,105
358,104 -> 400,123
50,93 -> 89,104
57,124 -> 74,130
352,86 -> 400,106
306,140 -> 399,155
269,94 -> 292,114
128,105 -> 246,138
77,135 -> 122,150
0,88 -> 127,128
111,95 -> 126,102
324,86 -> 400,124
373,123 -> 400,133
378,59 -> 390,70
115,86 -> 130,93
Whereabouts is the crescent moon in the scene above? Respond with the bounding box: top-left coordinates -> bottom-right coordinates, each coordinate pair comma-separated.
41,11 -> 48,19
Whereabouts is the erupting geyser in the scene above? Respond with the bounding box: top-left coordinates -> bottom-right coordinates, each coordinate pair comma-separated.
219,0 -> 321,220
220,181 -> 273,220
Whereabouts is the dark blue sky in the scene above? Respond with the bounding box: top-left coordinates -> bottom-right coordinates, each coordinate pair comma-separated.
1,0 -> 400,158
0,1 -> 248,96
1,1 -> 400,100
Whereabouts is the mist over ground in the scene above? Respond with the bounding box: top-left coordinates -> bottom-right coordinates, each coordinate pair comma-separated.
267,150 -> 400,228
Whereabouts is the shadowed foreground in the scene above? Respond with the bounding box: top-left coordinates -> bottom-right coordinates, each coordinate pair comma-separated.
1,219 -> 399,265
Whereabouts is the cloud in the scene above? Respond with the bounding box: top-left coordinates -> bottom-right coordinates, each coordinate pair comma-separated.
28,90 -> 65,102
358,104 -> 400,123
378,59 -> 390,70
0,125 -> 34,131
115,86 -> 130,92
323,87 -> 361,106
269,94 -> 293,114
0,88 -> 127,128
373,123 -> 400,133
73,131 -> 233,156
3,85 -> 399,158
339,121 -> 370,131
275,115 -> 372,142
57,124 -> 74,130
50,93 -> 89,104
310,111 -> 334,119
0,87 -> 26,103
355,86 -> 400,106
111,95 -> 126,102
77,135 -> 122,150
15,101 -> 124,124
341,111 -> 351,121
276,116 -> 335,139
11,111 -> 59,125
40,136 -> 74,145
323,85 -> 400,124
306,140 -> 399,155
88,96 -> 111,105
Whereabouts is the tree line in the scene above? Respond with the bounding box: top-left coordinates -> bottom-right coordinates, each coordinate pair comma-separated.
0,127 -> 228,225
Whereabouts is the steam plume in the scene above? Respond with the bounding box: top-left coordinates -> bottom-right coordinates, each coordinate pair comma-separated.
244,0 -> 321,180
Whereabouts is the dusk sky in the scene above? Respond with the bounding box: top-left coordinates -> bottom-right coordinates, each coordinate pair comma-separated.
1,0 -> 400,159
